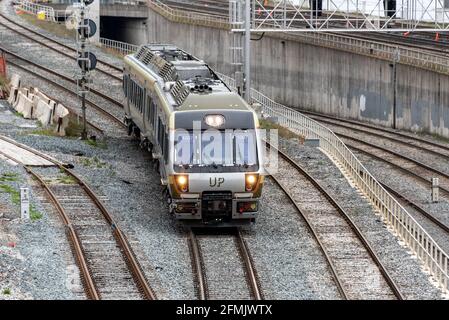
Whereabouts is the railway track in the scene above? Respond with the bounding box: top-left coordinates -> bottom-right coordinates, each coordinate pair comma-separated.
295,112 -> 449,251
338,133 -> 449,195
0,135 -> 156,300
304,113 -> 449,174
300,110 -> 449,156
0,11 -> 123,81
188,227 -> 263,300
267,142 -> 404,300
327,132 -> 449,252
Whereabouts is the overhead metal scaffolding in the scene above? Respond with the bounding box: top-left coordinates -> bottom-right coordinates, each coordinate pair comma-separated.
231,0 -> 449,33
229,0 -> 449,102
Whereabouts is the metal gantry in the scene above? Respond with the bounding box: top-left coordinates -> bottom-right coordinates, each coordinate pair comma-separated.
230,0 -> 449,102
231,0 -> 449,33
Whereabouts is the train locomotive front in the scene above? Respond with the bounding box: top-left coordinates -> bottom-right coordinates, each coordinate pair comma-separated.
123,44 -> 264,226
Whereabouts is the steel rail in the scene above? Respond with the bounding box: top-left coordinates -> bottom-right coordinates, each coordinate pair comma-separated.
234,228 -> 263,300
266,166 -> 348,299
306,114 -> 449,162
300,109 -> 449,153
188,227 -> 263,300
0,135 -> 156,300
0,12 -> 123,76
338,132 -> 449,181
380,182 -> 449,235
271,143 -> 404,300
24,166 -> 101,300
188,229 -> 207,300
347,143 -> 449,198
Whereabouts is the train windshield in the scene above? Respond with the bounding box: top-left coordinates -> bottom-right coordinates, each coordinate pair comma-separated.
173,129 -> 258,173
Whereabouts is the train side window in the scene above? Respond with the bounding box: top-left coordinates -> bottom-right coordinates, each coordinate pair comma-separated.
138,88 -> 141,113
139,87 -> 142,113
158,118 -> 163,144
139,87 -> 143,114
136,85 -> 139,111
146,95 -> 152,121
131,81 -> 135,106
134,82 -> 138,107
123,75 -> 126,97
129,80 -> 132,104
151,101 -> 156,125
140,88 -> 144,114
163,132 -> 169,163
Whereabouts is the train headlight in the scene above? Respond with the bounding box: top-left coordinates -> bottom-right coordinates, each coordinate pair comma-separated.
204,114 -> 225,128
245,174 -> 259,192
175,175 -> 189,193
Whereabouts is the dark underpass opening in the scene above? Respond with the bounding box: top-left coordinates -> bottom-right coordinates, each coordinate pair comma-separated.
100,16 -> 146,44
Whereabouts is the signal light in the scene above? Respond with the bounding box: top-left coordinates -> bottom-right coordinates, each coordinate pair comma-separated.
78,51 -> 97,72
78,19 -> 97,39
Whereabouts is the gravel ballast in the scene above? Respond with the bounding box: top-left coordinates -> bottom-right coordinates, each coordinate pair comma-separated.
279,137 -> 444,299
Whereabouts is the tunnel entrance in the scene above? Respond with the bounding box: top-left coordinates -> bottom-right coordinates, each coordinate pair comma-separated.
100,16 -> 146,44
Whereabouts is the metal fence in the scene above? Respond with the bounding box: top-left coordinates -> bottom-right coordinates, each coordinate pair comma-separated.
148,0 -> 230,29
14,0 -> 58,22
216,71 -> 449,294
99,37 -> 139,55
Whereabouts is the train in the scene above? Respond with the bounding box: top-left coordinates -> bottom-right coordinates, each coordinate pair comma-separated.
123,44 -> 264,226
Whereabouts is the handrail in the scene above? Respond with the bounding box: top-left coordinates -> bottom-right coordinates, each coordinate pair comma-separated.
216,71 -> 449,295
148,0 -> 230,30
99,37 -> 139,55
15,0 -> 57,22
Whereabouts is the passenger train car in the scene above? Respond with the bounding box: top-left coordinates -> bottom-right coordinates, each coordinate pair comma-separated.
123,44 -> 264,225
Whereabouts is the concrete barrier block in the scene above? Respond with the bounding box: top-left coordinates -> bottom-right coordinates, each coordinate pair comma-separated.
53,104 -> 70,136
14,92 -> 26,112
49,100 -> 57,120
35,100 -> 53,126
18,87 -> 29,98
7,87 -> 18,106
36,91 -> 51,105
20,95 -> 33,119
10,74 -> 20,89
30,94 -> 43,118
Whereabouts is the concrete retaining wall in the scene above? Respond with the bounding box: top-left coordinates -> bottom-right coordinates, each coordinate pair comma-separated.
115,7 -> 449,138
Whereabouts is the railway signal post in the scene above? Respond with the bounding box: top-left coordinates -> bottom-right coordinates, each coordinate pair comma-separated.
75,0 -> 97,140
